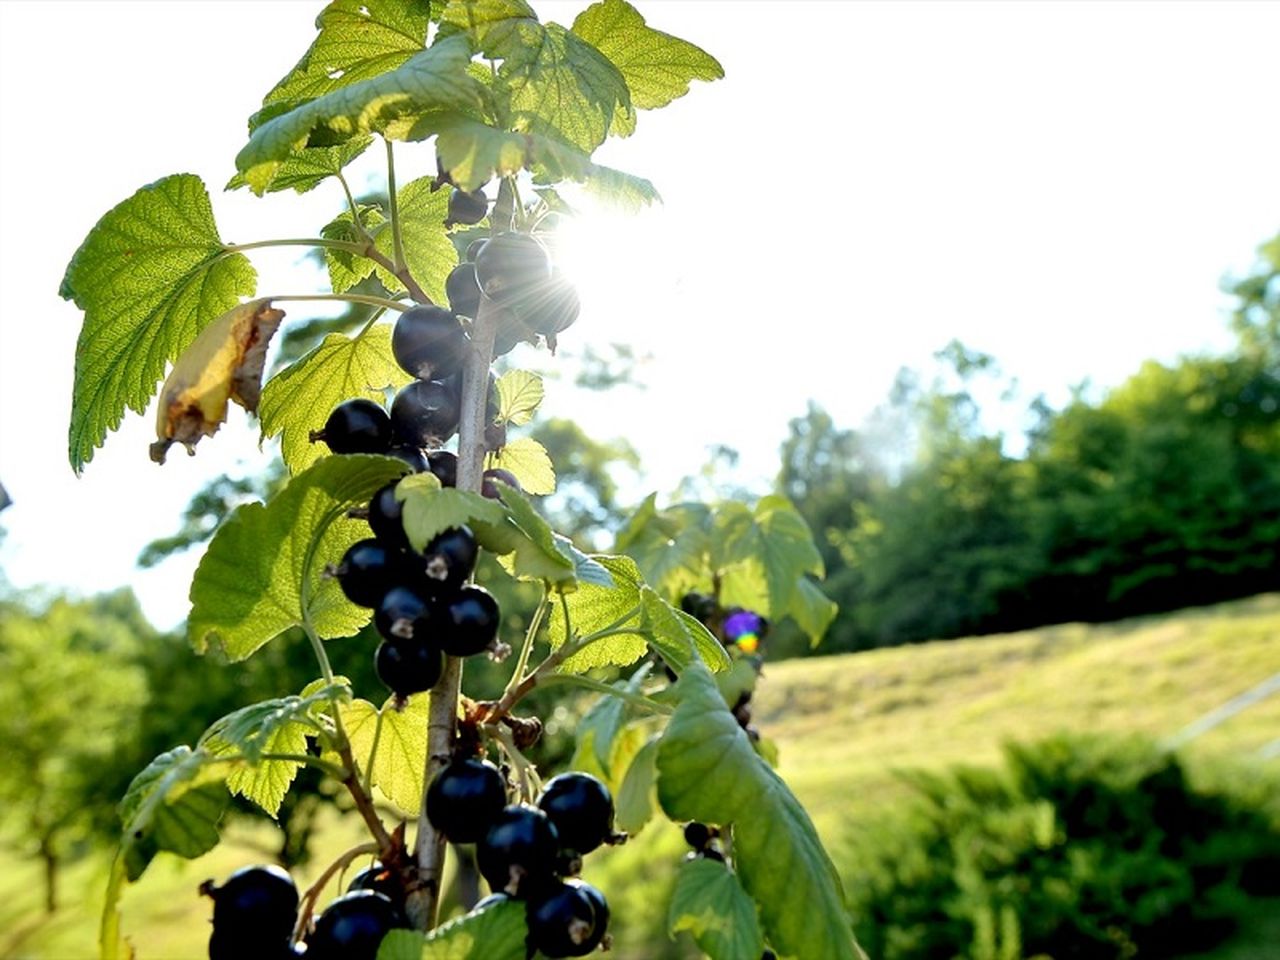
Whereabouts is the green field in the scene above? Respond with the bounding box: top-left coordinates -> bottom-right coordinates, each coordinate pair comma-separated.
4,595 -> 1280,959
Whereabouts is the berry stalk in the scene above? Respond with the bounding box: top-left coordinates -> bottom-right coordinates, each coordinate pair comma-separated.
408,288 -> 501,930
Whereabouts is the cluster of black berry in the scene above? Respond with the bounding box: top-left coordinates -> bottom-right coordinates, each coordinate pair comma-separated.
427,758 -> 617,957
202,863 -> 409,960
680,593 -> 769,741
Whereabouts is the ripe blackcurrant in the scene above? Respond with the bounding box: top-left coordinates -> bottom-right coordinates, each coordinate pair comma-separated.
306,890 -> 404,960
374,584 -> 434,642
347,861 -> 403,907
481,468 -> 521,500
391,305 -> 467,381
375,639 -> 443,697
446,186 -> 489,227
438,585 -> 500,657
204,864 -> 298,933
474,232 -> 552,304
426,757 -> 507,843
367,483 -> 408,551
446,262 -> 482,318
465,238 -> 488,262
427,450 -> 457,487
680,592 -> 717,624
526,880 -> 610,958
538,773 -> 615,856
519,270 -> 580,338
477,805 -> 560,897
421,526 -> 478,593
390,379 -> 461,448
335,539 -> 405,609
683,821 -> 714,852
311,399 -> 391,455
388,444 -> 429,473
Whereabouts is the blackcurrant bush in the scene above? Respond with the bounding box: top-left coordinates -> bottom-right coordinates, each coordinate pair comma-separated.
204,864 -> 298,934
481,468 -> 521,500
538,773 -> 615,856
465,238 -> 488,262
347,861 -> 403,907
446,186 -> 489,227
477,805 -> 560,898
375,639 -> 443,697
526,880 -> 610,958
311,399 -> 391,455
426,757 -> 507,843
421,526 -> 478,594
474,232 -> 552,304
390,379 -> 461,448
306,890 -> 404,960
427,450 -> 457,487
438,585 -> 500,657
335,539 -> 406,609
367,483 -> 408,551
446,262 -> 482,318
388,444 -> 430,473
374,584 -> 434,642
391,305 -> 467,381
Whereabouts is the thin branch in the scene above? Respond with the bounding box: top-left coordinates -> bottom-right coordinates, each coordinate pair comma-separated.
224,237 -> 366,255
500,593 -> 549,702
270,292 -> 411,313
291,841 -> 380,944
536,674 -> 673,715
386,139 -> 407,274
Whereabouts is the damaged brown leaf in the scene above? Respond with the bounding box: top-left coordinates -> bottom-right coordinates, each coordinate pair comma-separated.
150,299 -> 284,463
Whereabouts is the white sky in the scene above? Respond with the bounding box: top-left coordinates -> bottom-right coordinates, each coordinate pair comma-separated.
1,1 -> 1278,630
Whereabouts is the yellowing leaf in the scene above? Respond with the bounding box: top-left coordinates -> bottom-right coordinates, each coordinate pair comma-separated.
150,299 -> 284,464
486,436 -> 555,494
495,370 -> 544,426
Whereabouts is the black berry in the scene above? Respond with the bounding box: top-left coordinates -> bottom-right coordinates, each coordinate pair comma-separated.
526,880 -> 610,958
426,758 -> 507,843
680,592 -> 717,623
477,805 -> 560,898
446,262 -> 482,318
375,639 -> 443,697
538,773 -> 615,856
421,526 -> 478,593
446,187 -> 489,227
306,890 -> 404,960
683,822 -> 713,852
438,585 -> 500,657
388,444 -> 429,473
390,379 -> 461,449
205,864 -> 297,933
391,305 -> 467,381
465,238 -> 488,262
519,270 -> 580,339
312,399 -> 391,455
367,483 -> 408,551
335,540 -> 405,609
482,468 -> 521,500
474,232 -> 552,304
347,861 -> 403,907
427,450 -> 458,487
374,585 -> 434,642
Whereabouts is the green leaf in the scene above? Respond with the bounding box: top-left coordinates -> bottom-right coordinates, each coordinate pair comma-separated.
615,496 -> 711,598
561,541 -> 616,589
488,436 -> 556,495
396,477 -> 510,553
255,0 -> 434,121
668,856 -> 765,960
341,694 -> 430,814
378,898 -> 527,960
717,495 -> 824,619
237,36 -> 483,194
548,555 -> 645,671
495,482 -> 576,582
494,370 -> 544,426
576,665 -> 648,774
615,735 -> 658,835
656,663 -> 863,960
788,576 -> 838,647
371,176 -> 458,304
227,136 -> 374,195
118,746 -> 229,882
199,683 -> 349,816
189,455 -> 408,660
321,203 -> 387,293
260,327 -> 411,475
714,657 -> 759,712
572,0 -> 723,136
60,174 -> 256,472
641,588 -> 730,673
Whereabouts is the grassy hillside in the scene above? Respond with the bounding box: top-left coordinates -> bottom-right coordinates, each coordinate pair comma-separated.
4,595 -> 1280,959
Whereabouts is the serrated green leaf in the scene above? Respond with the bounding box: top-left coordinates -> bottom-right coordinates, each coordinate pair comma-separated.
789,576 -> 838,648
717,495 -> 824,619
548,555 -> 646,671
118,746 -> 230,882
321,203 -> 387,293
495,483 -> 576,581
397,479 -> 509,553
656,663 -> 862,960
189,455 -> 408,660
668,856 -> 765,960
256,0 -> 434,123
237,36 -> 483,194
370,176 -> 458,304
562,541 -> 616,588
378,898 -> 527,960
495,370 -> 543,426
572,0 -> 723,138
714,657 -> 759,712
61,174 -> 256,472
615,496 -> 711,598
341,694 -> 430,814
488,436 -> 555,495
641,588 -> 729,673
260,327 -> 410,474
615,735 -> 658,835
227,136 -> 374,195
